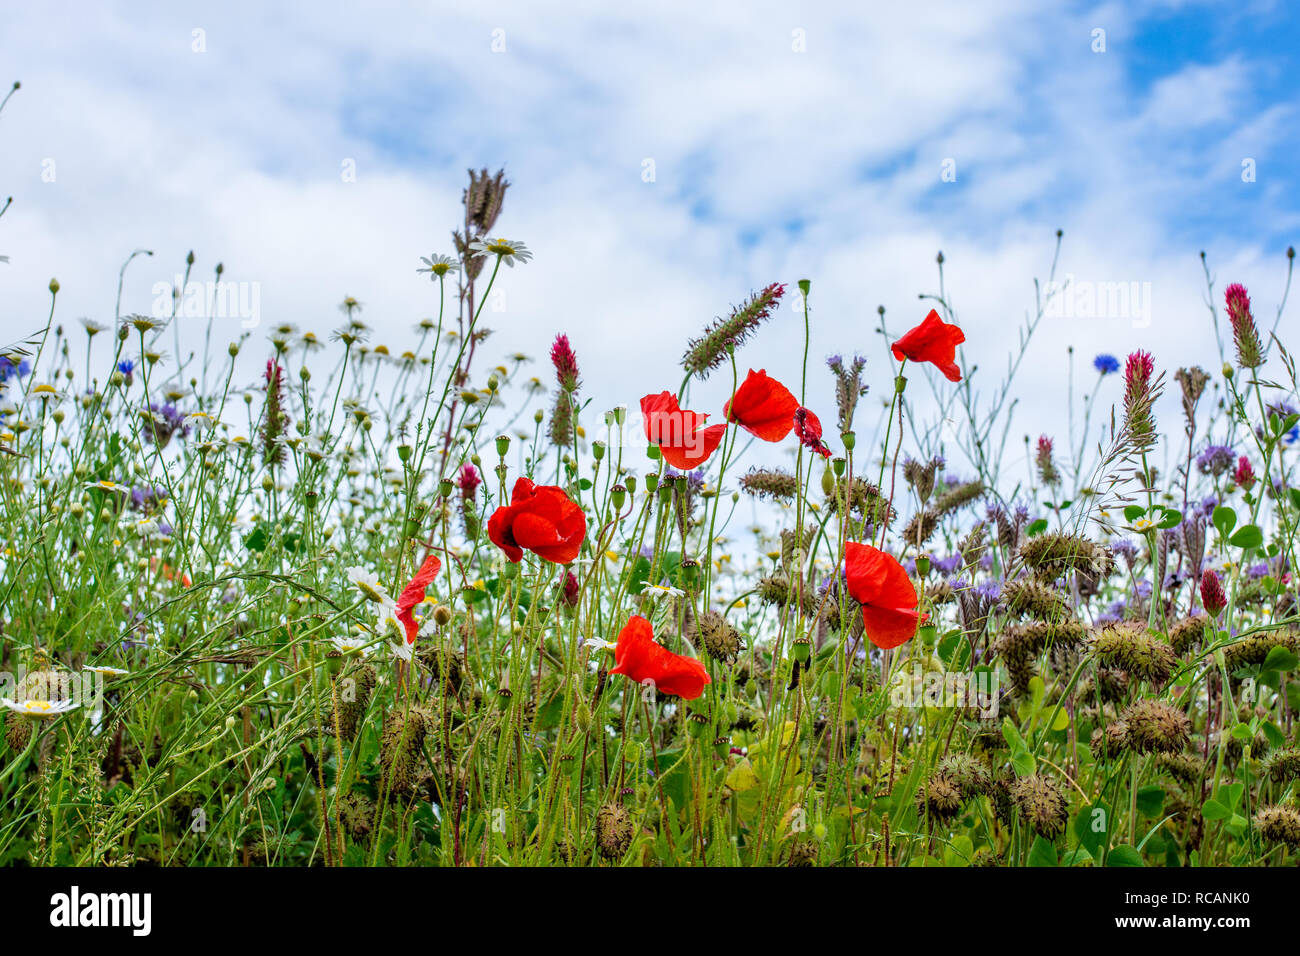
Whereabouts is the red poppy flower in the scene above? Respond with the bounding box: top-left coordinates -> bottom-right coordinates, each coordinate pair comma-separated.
793,406 -> 831,458
609,615 -> 711,700
844,542 -> 922,649
487,476 -> 586,564
724,369 -> 799,441
891,309 -> 966,382
395,554 -> 442,645
641,391 -> 727,469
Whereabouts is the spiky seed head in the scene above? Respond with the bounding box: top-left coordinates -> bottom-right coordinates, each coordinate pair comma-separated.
1010,773 -> 1069,839
1121,699 -> 1191,754
596,803 -> 633,860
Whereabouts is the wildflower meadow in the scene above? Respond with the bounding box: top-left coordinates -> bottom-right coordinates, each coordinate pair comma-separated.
2,13 -> 1300,916
3,151 -> 1299,879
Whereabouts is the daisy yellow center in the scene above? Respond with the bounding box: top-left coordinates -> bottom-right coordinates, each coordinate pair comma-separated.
25,701 -> 51,712
358,581 -> 386,603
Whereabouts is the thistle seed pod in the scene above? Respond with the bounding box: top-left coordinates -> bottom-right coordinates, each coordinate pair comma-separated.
379,707 -> 429,794
916,771 -> 965,822
596,803 -> 633,860
740,467 -> 799,502
1255,805 -> 1300,850
1010,773 -> 1069,839
691,609 -> 742,663
1091,623 -> 1177,684
1121,699 -> 1191,754
1001,578 -> 1070,621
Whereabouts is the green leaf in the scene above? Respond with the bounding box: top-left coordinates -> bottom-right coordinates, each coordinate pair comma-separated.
1212,505 -> 1237,538
1012,750 -> 1036,777
1027,836 -> 1058,867
1229,524 -> 1263,549
1262,645 -> 1300,673
1026,518 -> 1048,536
1156,508 -> 1182,529
1201,798 -> 1230,821
1123,505 -> 1147,523
1106,845 -> 1144,867
1074,802 -> 1110,861
1135,786 -> 1165,818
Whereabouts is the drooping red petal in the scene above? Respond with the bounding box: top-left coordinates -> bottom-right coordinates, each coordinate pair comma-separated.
609,615 -> 711,700
724,369 -> 799,442
396,553 -> 442,645
794,406 -> 831,458
891,309 -> 966,382
641,391 -> 727,469
487,505 -> 523,562
844,542 -> 920,649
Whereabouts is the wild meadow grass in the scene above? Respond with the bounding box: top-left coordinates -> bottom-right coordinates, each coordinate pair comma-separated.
2,162 -> 1300,868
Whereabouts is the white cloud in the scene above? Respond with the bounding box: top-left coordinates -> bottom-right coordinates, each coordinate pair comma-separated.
0,0 -> 1294,495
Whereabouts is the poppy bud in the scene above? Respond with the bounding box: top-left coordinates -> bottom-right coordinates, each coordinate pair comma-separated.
679,558 -> 700,591
644,474 -> 658,492
49,278 -> 60,294
820,466 -> 834,497
611,484 -> 627,510
792,636 -> 811,663
496,687 -> 514,712
658,482 -> 673,504
397,443 -> 412,462
915,555 -> 931,578
895,375 -> 907,394
228,341 -> 239,357
1223,363 -> 1234,379
439,478 -> 454,498
624,475 -> 637,495
495,435 -> 510,457
433,604 -> 453,626
647,444 -> 661,461
501,561 -> 520,580
534,409 -> 544,424
592,440 -> 606,461
840,431 -> 855,451
832,456 -> 846,477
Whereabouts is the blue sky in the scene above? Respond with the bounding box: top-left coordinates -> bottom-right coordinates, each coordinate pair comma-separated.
1,0 -> 1297,487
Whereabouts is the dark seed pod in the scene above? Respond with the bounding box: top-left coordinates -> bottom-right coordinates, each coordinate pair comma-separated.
596,803 -> 633,860
379,707 -> 428,794
1121,699 -> 1190,754
1263,747 -> 1300,784
936,753 -> 992,797
1255,805 -> 1300,849
1091,623 -> 1177,684
1009,773 -> 1069,839
916,771 -> 965,822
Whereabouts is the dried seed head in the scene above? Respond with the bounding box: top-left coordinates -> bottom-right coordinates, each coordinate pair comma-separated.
1010,773 -> 1069,839
1262,747 -> 1300,784
379,708 -> 429,794
1019,532 -> 1111,580
691,609 -> 742,663
936,753 -> 992,797
740,467 -> 799,502
1255,805 -> 1300,849
596,803 -> 633,860
1091,623 -> 1178,684
917,771 -> 965,821
1001,578 -> 1070,621
1121,699 -> 1191,754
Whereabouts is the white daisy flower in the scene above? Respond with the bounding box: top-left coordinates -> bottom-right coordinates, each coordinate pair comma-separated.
347,566 -> 392,605
418,253 -> 461,278
84,665 -> 129,676
183,410 -> 219,431
582,639 -> 617,652
647,582 -> 686,598
468,237 -> 533,267
2,698 -> 79,719
331,634 -> 370,657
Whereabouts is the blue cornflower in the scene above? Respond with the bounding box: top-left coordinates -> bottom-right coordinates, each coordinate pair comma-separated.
1093,354 -> 1120,375
0,356 -> 32,382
